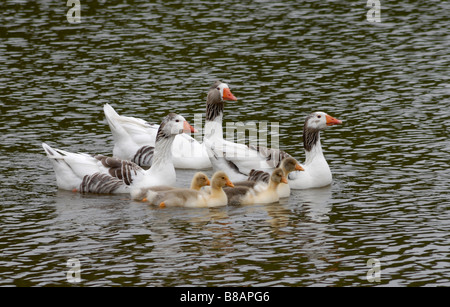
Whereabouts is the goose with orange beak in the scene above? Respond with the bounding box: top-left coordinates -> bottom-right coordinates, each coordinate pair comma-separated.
43,113 -> 196,195
287,111 -> 343,189
204,101 -> 343,190
103,81 -> 237,170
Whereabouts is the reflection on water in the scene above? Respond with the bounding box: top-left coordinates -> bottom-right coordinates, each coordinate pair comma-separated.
1,0 -> 449,286
292,186 -> 333,223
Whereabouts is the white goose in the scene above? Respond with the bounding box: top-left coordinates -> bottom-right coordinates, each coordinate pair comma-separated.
209,111 -> 342,189
104,81 -> 287,174
42,113 -> 195,194
203,81 -> 291,181
287,112 -> 342,189
103,82 -> 237,169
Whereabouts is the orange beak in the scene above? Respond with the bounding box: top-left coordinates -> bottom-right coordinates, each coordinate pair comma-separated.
295,164 -> 304,171
205,179 -> 211,186
281,176 -> 288,184
222,88 -> 237,101
325,114 -> 342,126
183,121 -> 198,133
226,179 -> 234,188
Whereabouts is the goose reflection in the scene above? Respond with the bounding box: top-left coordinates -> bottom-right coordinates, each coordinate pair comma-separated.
289,186 -> 333,223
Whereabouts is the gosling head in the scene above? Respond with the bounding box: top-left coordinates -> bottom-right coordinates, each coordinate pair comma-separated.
271,168 -> 288,185
191,172 -> 211,190
281,157 -> 304,175
211,171 -> 234,188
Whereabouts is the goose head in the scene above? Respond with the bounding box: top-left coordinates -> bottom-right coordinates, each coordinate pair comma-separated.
206,81 -> 237,122
303,112 -> 342,152
305,112 -> 342,131
281,157 -> 304,174
208,80 -> 237,103
211,171 -> 235,189
271,168 -> 288,185
157,113 -> 196,139
191,172 -> 211,190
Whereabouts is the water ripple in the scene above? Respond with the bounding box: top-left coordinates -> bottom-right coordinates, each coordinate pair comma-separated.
0,0 -> 449,286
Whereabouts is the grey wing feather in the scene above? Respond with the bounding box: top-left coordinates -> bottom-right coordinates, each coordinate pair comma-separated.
223,186 -> 252,206
131,145 -> 154,168
95,155 -> 141,185
233,181 -> 257,188
247,169 -> 270,183
79,173 -> 125,194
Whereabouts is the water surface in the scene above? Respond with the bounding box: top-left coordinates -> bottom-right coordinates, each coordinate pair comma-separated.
0,0 -> 449,286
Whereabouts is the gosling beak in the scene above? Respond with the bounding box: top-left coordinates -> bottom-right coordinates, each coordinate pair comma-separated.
281,176 -> 288,184
183,121 -> 198,133
222,88 -> 237,101
206,179 -> 211,186
226,179 -> 234,188
295,164 -> 304,171
325,114 -> 342,126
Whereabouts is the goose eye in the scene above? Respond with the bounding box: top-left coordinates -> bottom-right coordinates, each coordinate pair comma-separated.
175,119 -> 180,122
317,115 -> 321,118
217,87 -> 220,90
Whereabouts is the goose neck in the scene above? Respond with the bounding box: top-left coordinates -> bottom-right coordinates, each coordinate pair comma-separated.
304,135 -> 326,165
210,186 -> 225,198
268,180 -> 279,192
303,128 -> 326,164
204,114 -> 223,140
148,135 -> 175,170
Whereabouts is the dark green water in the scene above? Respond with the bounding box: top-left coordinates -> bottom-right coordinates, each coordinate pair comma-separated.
0,0 -> 449,286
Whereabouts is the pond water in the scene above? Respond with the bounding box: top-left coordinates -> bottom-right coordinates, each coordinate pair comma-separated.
0,0 -> 449,286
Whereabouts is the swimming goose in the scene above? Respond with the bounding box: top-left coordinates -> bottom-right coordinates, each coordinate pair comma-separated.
42,113 -> 195,194
103,81 -> 237,169
242,157 -> 304,198
224,168 -> 287,205
213,111 -> 342,189
287,112 -> 342,189
252,168 -> 287,204
203,81 -> 291,181
131,172 -> 210,200
145,171 -> 234,208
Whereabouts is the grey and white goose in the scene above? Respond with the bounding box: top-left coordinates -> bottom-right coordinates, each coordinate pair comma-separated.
42,113 -> 195,194
208,111 -> 342,189
203,82 -> 291,182
103,81 -> 237,170
287,111 -> 342,189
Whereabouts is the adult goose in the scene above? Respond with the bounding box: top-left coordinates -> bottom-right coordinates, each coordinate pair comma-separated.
42,113 -> 195,194
144,171 -> 234,208
203,82 -> 291,181
287,112 -> 342,189
212,111 -> 342,189
103,81 -> 237,169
